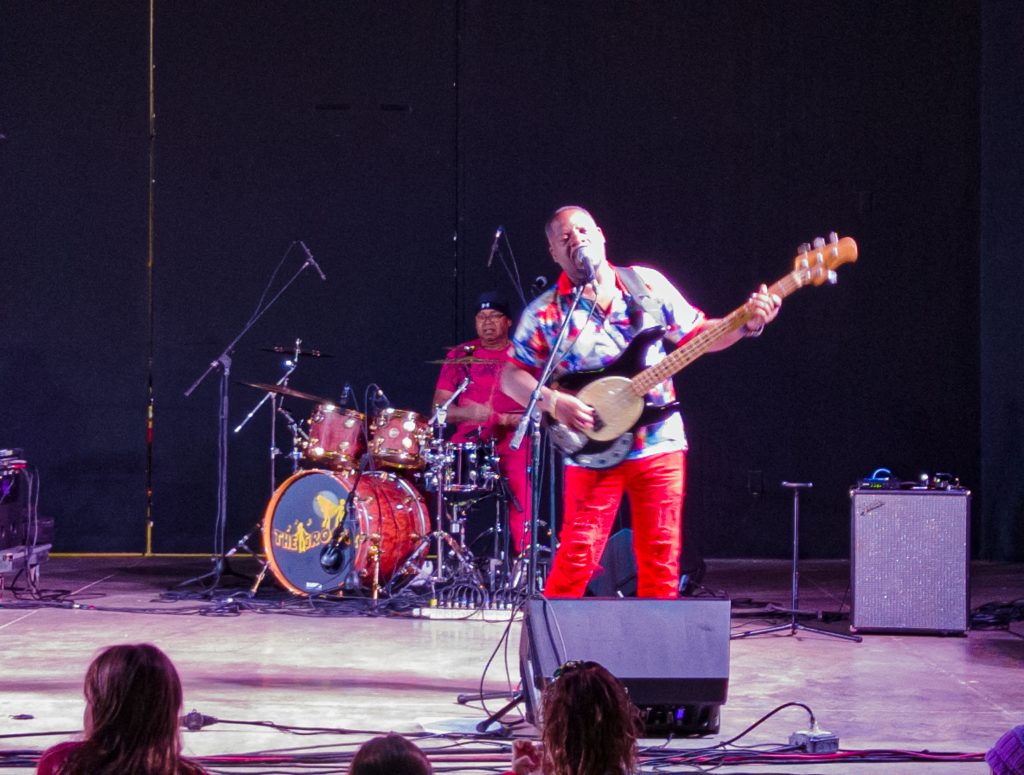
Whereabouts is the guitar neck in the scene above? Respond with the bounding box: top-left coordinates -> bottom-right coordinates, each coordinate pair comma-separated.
631,271 -> 802,395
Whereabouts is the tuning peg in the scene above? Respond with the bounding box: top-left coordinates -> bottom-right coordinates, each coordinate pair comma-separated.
812,236 -> 826,250
796,242 -> 812,269
828,231 -> 839,244
827,270 -> 838,284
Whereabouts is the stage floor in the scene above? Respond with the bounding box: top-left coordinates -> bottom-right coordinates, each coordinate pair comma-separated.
1,555 -> 1021,774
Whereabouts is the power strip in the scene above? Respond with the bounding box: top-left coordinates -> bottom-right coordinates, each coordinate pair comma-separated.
411,605 -> 523,621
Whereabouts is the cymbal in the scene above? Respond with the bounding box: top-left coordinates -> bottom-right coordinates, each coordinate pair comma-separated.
237,380 -> 332,404
426,357 -> 498,365
261,346 -> 333,358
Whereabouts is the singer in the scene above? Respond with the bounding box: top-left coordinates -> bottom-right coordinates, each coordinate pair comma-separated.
501,205 -> 781,598
432,292 -> 531,554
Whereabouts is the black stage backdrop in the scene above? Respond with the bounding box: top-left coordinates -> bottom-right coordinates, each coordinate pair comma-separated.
1,2 -> 1017,560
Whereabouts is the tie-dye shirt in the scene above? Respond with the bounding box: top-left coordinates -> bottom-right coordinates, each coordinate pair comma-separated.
510,263 -> 704,461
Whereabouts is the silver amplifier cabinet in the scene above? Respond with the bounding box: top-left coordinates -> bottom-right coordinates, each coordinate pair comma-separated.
850,488 -> 970,634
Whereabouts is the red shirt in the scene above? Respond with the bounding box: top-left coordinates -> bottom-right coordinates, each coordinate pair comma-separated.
435,338 -> 522,444
36,740 -> 208,774
36,741 -> 79,774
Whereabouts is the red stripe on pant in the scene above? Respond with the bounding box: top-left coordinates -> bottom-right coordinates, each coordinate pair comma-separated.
544,450 -> 685,599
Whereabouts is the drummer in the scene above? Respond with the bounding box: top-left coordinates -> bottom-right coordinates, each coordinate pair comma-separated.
432,292 -> 531,554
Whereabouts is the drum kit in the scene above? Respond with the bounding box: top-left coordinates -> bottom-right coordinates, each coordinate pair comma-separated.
236,348 -> 515,604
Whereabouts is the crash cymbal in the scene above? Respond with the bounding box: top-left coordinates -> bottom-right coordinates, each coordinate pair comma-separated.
261,346 -> 333,358
426,357 -> 498,365
237,380 -> 332,404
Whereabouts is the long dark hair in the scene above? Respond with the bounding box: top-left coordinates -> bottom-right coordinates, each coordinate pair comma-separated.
58,643 -> 204,775
350,733 -> 432,775
541,661 -> 641,775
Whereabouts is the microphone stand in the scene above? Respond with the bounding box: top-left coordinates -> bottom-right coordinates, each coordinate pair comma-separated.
509,281 -> 587,599
429,375 -> 471,426
468,283 -> 589,734
179,254 -> 319,594
317,452 -> 369,591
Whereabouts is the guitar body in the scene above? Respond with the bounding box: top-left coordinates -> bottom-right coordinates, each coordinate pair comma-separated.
550,327 -> 679,469
555,326 -> 666,395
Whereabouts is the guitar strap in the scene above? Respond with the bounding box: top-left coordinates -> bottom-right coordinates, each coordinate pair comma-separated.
617,266 -> 667,331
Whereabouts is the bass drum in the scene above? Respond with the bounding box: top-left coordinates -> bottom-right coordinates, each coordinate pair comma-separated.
262,469 -> 429,596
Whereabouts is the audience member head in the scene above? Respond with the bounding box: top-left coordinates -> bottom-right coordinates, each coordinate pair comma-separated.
987,724 -> 1024,775
540,660 -> 641,775
350,733 -> 432,775
59,642 -> 202,774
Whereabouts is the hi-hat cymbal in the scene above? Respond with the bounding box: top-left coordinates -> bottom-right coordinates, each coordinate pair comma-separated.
426,357 -> 498,365
261,346 -> 333,358
237,380 -> 332,404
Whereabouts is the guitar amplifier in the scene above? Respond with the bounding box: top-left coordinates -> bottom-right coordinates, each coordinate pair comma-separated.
850,488 -> 970,634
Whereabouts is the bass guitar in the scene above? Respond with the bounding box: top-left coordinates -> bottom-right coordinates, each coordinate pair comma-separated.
547,233 -> 858,468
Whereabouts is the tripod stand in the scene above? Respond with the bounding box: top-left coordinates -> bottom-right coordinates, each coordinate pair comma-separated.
179,242 -> 324,594
733,481 -> 861,642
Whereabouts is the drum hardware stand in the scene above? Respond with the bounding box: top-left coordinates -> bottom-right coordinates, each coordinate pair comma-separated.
276,406 -> 308,474
420,379 -> 473,585
181,244 -> 321,594
450,484 -> 513,597
732,481 -> 862,643
479,475 -> 523,595
200,519 -> 273,598
368,533 -> 382,601
233,338 -> 307,497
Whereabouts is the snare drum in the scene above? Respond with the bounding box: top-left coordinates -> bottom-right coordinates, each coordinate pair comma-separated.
304,404 -> 365,470
369,408 -> 428,469
262,469 -> 430,596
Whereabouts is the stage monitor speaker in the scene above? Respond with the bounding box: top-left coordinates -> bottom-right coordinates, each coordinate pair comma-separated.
519,597 -> 730,735
850,488 -> 970,634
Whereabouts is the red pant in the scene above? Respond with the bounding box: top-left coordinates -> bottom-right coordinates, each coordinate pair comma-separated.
544,450 -> 685,599
496,437 -> 531,554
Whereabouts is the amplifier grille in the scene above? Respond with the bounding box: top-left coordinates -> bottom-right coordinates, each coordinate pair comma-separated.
851,490 -> 970,633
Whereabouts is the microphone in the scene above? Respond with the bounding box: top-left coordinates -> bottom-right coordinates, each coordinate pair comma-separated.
463,345 -> 476,354
530,276 -> 548,296
319,524 -> 351,572
572,246 -> 596,283
340,382 -> 352,406
320,475 -> 362,572
486,226 -> 504,268
375,387 -> 391,407
299,240 -> 327,281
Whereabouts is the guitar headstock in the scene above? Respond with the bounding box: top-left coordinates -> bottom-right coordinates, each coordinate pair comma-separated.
792,233 -> 858,287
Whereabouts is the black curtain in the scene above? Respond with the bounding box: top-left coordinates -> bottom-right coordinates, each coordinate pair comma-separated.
4,1 -> 1015,560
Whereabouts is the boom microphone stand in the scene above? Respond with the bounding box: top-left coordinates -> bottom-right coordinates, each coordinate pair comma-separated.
509,267 -> 590,598
179,242 -> 326,593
